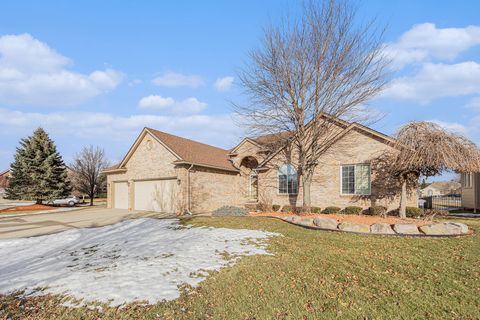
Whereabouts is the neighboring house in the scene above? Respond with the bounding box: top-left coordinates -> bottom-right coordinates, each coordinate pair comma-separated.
420,181 -> 461,198
0,169 -> 11,199
461,172 -> 480,211
0,167 -> 79,199
103,116 -> 417,214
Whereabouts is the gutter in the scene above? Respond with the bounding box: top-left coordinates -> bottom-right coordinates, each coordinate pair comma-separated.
173,160 -> 239,173
101,168 -> 127,174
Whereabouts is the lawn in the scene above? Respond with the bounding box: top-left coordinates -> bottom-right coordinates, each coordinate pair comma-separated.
1,216 -> 479,320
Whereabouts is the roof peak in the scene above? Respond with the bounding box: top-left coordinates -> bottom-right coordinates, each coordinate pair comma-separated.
146,127 -> 229,152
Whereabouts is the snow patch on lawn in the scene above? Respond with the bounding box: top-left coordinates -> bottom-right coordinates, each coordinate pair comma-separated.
0,218 -> 277,306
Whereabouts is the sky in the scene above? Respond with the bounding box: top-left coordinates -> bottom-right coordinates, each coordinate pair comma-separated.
0,0 -> 479,182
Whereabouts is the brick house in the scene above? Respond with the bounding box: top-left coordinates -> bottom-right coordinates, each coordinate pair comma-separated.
419,181 -> 461,198
0,167 -> 80,199
0,169 -> 11,199
103,117 -> 417,214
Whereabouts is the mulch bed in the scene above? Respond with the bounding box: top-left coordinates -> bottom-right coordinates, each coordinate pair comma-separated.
0,204 -> 55,214
250,212 -> 432,226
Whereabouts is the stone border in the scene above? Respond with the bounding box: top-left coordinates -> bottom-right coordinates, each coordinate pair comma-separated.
279,216 -> 471,237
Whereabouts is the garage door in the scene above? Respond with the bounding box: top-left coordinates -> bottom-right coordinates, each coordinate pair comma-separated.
134,179 -> 177,213
114,182 -> 129,209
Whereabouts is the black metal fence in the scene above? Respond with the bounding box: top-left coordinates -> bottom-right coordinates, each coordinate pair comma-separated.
422,194 -> 462,210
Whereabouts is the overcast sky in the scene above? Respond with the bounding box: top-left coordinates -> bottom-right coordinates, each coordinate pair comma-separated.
0,0 -> 479,181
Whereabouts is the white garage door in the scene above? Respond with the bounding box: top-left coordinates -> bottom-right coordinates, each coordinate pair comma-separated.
114,182 -> 129,209
134,179 -> 177,213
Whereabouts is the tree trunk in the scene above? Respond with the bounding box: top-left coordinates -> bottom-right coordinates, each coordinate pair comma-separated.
90,187 -> 94,206
302,173 -> 312,212
399,177 -> 407,219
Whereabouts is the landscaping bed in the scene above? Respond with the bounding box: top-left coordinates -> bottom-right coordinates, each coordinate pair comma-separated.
251,212 -> 471,236
0,204 -> 55,214
251,212 -> 431,226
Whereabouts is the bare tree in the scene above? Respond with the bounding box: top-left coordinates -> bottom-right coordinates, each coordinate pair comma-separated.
71,145 -> 110,206
391,122 -> 480,218
235,0 -> 389,210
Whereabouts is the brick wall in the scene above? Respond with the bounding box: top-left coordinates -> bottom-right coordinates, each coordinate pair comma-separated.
257,128 -> 417,211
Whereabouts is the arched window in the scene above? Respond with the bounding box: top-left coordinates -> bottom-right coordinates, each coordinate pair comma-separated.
278,164 -> 298,194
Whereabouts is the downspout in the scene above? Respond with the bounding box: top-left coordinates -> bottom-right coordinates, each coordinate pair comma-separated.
185,164 -> 194,215
474,173 -> 477,214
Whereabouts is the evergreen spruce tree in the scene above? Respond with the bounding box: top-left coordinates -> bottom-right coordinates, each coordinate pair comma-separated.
6,128 -> 71,203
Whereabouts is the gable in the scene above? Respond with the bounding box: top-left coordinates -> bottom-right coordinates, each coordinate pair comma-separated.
122,131 -> 179,177
230,138 -> 262,154
259,123 -> 396,169
258,118 -> 397,168
117,129 -> 181,169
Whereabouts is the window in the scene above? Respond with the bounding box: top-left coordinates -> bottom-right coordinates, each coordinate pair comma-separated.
278,164 -> 298,194
341,164 -> 371,195
461,173 -> 473,188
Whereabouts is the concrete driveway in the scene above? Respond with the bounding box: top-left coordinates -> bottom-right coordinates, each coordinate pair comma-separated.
0,207 -> 174,239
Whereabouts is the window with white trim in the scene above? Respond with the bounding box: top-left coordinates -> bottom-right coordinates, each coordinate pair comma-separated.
278,164 -> 298,194
341,164 -> 371,195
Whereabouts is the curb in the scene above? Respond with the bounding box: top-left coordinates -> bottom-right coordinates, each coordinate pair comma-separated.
0,206 -> 90,219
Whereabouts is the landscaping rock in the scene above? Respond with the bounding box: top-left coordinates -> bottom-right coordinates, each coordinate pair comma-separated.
282,216 -> 296,222
393,224 -> 420,235
419,223 -> 450,235
446,222 -> 469,234
370,223 -> 395,234
313,217 -> 338,230
290,216 -> 302,223
420,222 -> 469,235
297,218 -> 314,226
338,222 -> 370,233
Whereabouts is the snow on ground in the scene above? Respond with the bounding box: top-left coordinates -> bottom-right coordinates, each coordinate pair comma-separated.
0,218 -> 277,306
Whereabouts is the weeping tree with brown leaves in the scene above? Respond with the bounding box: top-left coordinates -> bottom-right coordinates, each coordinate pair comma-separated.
235,0 -> 389,211
392,121 -> 480,218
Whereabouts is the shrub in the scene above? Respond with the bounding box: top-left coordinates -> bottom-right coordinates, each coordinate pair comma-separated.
211,206 -> 248,217
272,204 -> 281,212
343,206 -> 363,215
406,206 -> 422,218
311,206 -> 322,214
256,202 -> 271,212
421,209 -> 447,221
281,205 -> 296,213
323,206 -> 341,214
367,205 -> 388,217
